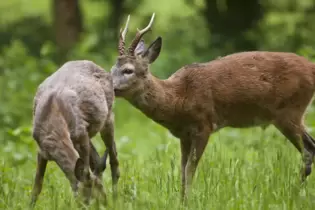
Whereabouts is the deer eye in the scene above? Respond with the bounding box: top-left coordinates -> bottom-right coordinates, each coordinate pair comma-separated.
122,68 -> 134,75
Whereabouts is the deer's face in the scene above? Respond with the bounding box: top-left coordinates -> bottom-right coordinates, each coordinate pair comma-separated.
111,37 -> 162,98
111,13 -> 161,98
74,158 -> 107,204
77,173 -> 106,203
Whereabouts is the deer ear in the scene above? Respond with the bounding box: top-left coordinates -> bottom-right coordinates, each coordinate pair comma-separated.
74,158 -> 88,182
134,39 -> 146,56
99,149 -> 108,173
94,150 -> 108,176
143,37 -> 162,64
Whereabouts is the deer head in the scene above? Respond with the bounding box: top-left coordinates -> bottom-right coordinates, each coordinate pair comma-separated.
74,157 -> 107,203
111,13 -> 162,98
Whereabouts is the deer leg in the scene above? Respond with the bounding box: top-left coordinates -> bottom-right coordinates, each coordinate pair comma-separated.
301,132 -> 315,178
77,132 -> 90,179
180,140 -> 191,201
183,130 -> 210,200
30,153 -> 48,207
275,121 -> 313,181
100,113 -> 120,199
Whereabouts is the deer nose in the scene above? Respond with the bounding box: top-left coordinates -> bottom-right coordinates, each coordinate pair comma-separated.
113,79 -> 118,89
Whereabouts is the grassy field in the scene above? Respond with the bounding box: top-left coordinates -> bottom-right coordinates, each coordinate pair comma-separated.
1,99 -> 315,210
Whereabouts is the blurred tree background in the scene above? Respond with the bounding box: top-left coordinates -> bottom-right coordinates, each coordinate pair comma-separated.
1,0 -> 315,163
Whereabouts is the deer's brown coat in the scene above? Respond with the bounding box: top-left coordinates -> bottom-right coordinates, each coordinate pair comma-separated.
111,15 -> 315,200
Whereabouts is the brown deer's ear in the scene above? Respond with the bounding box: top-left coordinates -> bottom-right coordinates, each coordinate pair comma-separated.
134,39 -> 146,56
74,158 -> 90,182
143,37 -> 162,64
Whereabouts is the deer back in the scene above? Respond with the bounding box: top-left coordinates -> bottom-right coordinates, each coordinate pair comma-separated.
164,51 -> 315,129
33,60 -> 114,140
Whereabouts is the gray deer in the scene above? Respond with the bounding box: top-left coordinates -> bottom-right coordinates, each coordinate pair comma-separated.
111,13 -> 315,201
31,60 -> 120,205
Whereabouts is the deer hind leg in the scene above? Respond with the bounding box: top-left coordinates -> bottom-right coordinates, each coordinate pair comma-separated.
274,120 -> 314,181
75,132 -> 91,180
30,153 -> 48,207
100,113 -> 120,199
301,132 -> 315,178
182,128 -> 211,201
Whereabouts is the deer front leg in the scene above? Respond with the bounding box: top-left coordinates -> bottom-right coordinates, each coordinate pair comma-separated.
100,113 -> 120,199
183,128 -> 210,201
180,140 -> 191,201
30,153 -> 48,207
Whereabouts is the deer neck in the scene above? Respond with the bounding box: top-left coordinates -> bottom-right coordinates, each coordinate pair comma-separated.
127,74 -> 177,124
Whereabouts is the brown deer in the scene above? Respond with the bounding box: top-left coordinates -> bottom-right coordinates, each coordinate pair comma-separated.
110,13 -> 315,200
31,60 -> 120,205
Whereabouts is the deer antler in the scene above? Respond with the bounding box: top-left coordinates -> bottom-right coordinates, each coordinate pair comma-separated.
128,13 -> 155,56
118,15 -> 130,56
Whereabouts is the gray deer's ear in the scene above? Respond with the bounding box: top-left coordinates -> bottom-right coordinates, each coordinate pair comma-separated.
98,149 -> 108,175
143,37 -> 162,64
74,158 -> 90,182
134,39 -> 146,56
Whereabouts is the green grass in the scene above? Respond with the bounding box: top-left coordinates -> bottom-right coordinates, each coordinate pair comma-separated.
1,100 -> 315,210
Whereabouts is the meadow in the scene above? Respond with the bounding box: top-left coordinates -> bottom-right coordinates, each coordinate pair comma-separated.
2,0 -> 315,209
1,99 -> 315,210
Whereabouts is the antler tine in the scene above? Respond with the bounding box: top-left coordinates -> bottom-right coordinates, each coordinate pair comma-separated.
121,15 -> 130,39
118,15 -> 130,55
128,13 -> 155,55
137,13 -> 155,34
